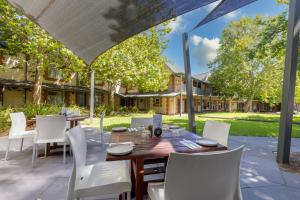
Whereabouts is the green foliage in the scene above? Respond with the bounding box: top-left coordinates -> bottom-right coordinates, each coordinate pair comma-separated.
130,106 -> 139,113
0,106 -> 15,133
92,26 -> 171,108
118,106 -> 129,113
95,104 -> 114,116
21,104 -> 61,119
209,13 -> 287,108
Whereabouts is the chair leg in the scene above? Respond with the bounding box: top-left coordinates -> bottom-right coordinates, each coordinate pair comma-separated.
63,143 -> 66,164
32,144 -> 36,167
100,131 -> 104,148
20,138 -> 24,152
5,140 -> 11,161
127,191 -> 131,200
44,143 -> 47,157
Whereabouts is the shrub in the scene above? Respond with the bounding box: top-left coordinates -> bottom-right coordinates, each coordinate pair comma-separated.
0,106 -> 15,133
95,104 -> 114,116
67,105 -> 87,115
21,104 -> 61,119
131,106 -> 139,113
118,106 -> 129,113
147,109 -> 157,114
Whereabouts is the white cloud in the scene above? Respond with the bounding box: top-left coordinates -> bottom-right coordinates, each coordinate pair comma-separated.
191,35 -> 220,68
224,10 -> 240,20
191,35 -> 202,46
167,16 -> 184,33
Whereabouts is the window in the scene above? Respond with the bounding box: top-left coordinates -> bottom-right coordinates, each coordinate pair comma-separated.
154,98 -> 160,107
47,64 -> 61,79
47,91 -> 63,105
76,93 -> 85,107
95,95 -> 101,106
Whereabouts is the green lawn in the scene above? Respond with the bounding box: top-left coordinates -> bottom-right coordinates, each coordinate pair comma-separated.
84,112 -> 300,138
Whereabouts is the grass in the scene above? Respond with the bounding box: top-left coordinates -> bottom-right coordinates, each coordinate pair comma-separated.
83,112 -> 300,138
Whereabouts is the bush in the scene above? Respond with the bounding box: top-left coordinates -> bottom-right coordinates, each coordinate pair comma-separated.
67,105 -> 87,115
0,106 -> 15,133
118,106 -> 129,113
21,104 -> 61,119
95,104 -> 114,116
131,106 -> 139,113
147,109 -> 157,114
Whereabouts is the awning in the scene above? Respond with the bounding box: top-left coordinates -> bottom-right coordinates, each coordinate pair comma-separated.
7,0 -> 219,64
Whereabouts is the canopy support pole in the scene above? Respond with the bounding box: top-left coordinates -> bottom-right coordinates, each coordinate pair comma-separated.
90,70 -> 95,124
182,32 -> 196,133
277,0 -> 300,164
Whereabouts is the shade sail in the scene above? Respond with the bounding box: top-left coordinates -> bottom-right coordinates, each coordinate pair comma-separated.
193,0 -> 257,29
7,0 -> 220,64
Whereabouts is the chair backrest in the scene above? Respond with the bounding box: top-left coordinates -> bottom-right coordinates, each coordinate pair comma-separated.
164,146 -> 244,200
9,112 -> 27,137
131,117 -> 153,128
36,115 -> 67,142
203,120 -> 231,146
67,126 -> 87,168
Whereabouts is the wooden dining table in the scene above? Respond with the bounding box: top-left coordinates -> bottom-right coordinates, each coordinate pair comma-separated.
106,130 -> 227,200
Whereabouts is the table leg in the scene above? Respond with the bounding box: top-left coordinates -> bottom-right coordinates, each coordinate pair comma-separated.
134,158 -> 144,200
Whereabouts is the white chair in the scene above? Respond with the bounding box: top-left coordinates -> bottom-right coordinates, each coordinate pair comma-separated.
131,117 -> 153,129
5,112 -> 36,160
203,120 -> 231,146
32,115 -> 68,167
148,146 -> 244,200
66,126 -> 131,200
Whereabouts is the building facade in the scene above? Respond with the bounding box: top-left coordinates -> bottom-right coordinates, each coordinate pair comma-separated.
0,56 -> 275,114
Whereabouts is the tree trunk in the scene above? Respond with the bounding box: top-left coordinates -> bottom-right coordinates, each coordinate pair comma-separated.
32,61 -> 44,104
108,86 -> 115,111
243,99 -> 252,112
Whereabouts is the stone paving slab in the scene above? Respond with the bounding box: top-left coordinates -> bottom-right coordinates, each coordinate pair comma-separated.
0,134 -> 300,200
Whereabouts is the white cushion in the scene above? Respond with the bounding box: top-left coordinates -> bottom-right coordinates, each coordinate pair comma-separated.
148,182 -> 165,200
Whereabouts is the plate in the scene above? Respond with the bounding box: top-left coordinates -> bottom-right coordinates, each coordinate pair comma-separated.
107,144 -> 133,156
196,139 -> 218,147
112,127 -> 127,132
169,125 -> 180,129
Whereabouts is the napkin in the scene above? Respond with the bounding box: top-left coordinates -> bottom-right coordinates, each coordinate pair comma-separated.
180,139 -> 201,149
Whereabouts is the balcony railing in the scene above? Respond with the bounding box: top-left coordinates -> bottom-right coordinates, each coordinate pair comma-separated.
181,85 -> 214,96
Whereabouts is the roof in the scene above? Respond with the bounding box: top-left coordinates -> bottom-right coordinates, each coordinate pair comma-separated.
7,0 -> 220,64
193,72 -> 211,83
118,92 -> 180,98
0,78 -> 108,93
165,62 -> 184,75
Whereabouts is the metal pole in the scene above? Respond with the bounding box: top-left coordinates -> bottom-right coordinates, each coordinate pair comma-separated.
182,32 -> 196,133
180,75 -> 183,116
90,70 -> 95,124
277,0 -> 300,164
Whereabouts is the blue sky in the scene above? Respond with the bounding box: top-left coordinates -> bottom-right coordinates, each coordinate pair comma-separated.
163,0 -> 287,75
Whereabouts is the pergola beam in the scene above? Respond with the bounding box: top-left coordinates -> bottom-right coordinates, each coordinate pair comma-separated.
277,0 -> 300,164
182,32 -> 196,133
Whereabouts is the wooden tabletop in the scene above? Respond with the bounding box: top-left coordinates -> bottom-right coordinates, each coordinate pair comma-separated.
29,115 -> 88,122
106,130 -> 227,161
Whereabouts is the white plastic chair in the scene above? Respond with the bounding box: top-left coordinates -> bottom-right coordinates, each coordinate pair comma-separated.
148,146 -> 244,200
66,126 -> 131,200
203,120 -> 231,146
5,112 -> 36,160
131,117 -> 153,129
32,115 -> 68,167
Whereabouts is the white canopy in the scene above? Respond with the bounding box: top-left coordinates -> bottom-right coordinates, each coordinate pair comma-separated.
8,0 -> 219,64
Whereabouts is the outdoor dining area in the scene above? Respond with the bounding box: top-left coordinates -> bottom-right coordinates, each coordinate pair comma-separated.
3,109 -> 243,200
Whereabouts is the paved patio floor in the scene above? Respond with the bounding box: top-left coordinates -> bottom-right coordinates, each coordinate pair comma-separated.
1,133 -> 300,200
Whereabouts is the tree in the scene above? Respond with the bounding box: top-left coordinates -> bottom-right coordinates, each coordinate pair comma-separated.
92,25 -> 171,110
209,14 -> 287,112
0,0 -> 84,104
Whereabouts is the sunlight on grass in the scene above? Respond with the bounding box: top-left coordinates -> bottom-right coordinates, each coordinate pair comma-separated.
83,113 -> 300,138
